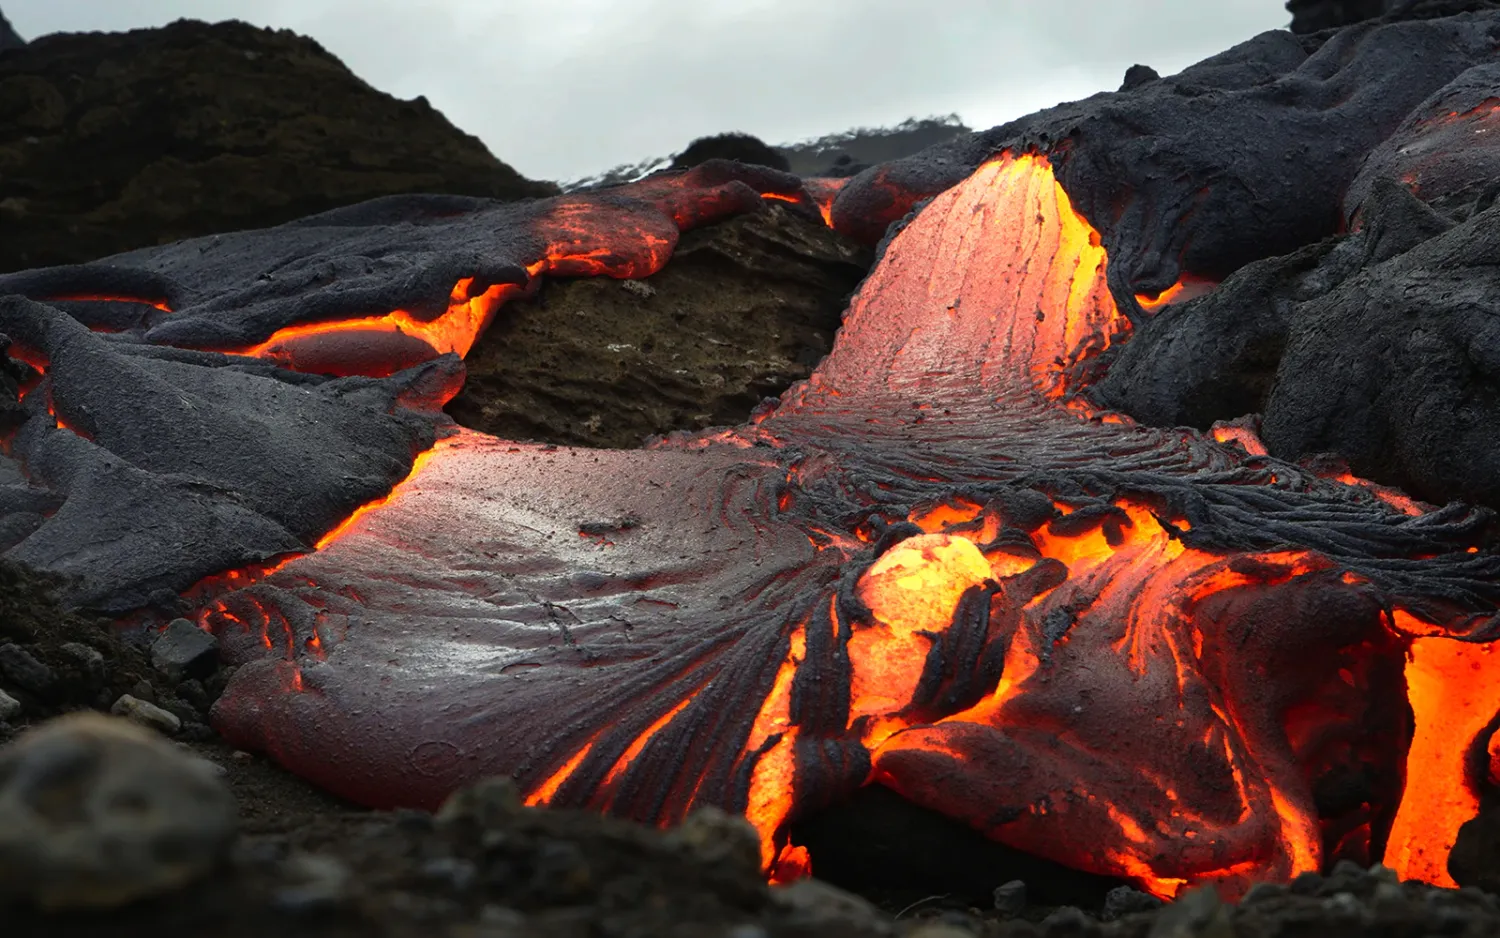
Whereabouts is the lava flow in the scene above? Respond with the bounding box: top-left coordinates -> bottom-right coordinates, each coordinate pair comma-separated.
118,152 -> 1500,900
224,166 -> 819,378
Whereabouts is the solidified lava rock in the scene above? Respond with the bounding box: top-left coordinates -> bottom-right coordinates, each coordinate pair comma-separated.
0,558 -> 212,748
1348,61 -> 1500,223
0,296 -> 453,612
446,202 -> 872,447
0,18 -> 555,273
1097,158 -> 1500,511
1290,0 -> 1500,33
1260,192 -> 1500,509
1098,165 -> 1500,512
1090,178 -> 1451,432
670,132 -> 792,173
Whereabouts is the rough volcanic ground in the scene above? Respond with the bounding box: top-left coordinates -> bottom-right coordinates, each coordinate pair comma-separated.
0,18 -> 555,273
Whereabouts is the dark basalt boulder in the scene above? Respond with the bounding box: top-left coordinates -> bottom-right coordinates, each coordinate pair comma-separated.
1099,166 -> 1500,511
1289,0 -> 1500,33
1347,61 -> 1500,223
1260,192 -> 1500,509
446,202 -> 872,448
0,18 -> 556,274
669,132 -> 790,173
1091,178 -> 1453,431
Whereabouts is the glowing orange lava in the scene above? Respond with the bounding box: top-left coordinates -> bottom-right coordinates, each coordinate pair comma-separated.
1133,275 -> 1217,311
42,294 -> 173,313
1386,632 -> 1500,887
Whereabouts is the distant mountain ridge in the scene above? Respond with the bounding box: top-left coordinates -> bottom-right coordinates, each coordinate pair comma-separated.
776,115 -> 971,177
562,116 -> 971,192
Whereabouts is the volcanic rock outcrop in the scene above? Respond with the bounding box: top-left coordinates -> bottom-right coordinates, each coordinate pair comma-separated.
670,132 -> 791,173
0,18 -> 555,274
827,11 -> 1500,511
447,203 -> 871,448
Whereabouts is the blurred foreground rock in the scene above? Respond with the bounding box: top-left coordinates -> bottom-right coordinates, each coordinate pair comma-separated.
0,713 -> 235,910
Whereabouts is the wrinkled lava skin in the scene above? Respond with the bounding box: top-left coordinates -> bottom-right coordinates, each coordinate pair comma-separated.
196,158 -> 1500,898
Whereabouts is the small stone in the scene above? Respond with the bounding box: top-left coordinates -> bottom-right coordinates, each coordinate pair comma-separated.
0,643 -> 54,694
771,879 -> 890,935
620,279 -> 656,299
1148,887 -> 1233,938
150,619 -> 219,683
437,776 -> 523,831
129,679 -> 157,703
1367,863 -> 1399,884
668,806 -> 762,874
58,643 -> 106,688
420,856 -> 476,891
273,852 -> 351,914
1324,890 -> 1370,924
0,688 -> 19,721
0,712 -> 236,909
479,904 -> 527,927
230,750 -> 253,763
1371,881 -> 1407,915
907,925 -> 979,938
110,694 -> 182,735
1289,870 -> 1324,895
993,879 -> 1027,916
1240,881 -> 1288,905
1103,884 -> 1163,920
1040,906 -> 1097,935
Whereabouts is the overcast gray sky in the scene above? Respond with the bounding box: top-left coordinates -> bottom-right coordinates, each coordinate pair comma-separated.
6,1 -> 1289,182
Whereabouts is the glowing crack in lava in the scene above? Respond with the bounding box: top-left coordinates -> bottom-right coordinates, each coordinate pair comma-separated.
201,154 -> 1500,898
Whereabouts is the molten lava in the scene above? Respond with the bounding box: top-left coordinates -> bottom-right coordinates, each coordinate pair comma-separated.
171,152 -> 1500,900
